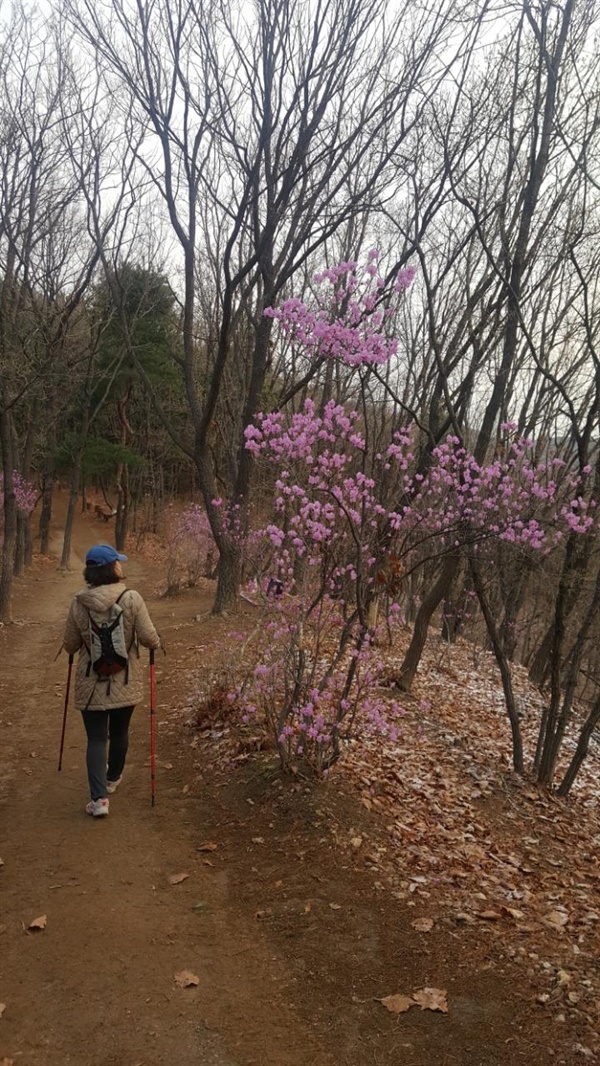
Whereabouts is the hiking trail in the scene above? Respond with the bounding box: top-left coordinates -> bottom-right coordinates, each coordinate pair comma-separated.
0,504 -> 585,1066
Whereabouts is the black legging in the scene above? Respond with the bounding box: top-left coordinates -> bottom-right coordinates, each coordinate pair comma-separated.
81,707 -> 134,800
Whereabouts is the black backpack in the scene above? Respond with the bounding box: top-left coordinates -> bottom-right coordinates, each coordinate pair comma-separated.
86,591 -> 130,682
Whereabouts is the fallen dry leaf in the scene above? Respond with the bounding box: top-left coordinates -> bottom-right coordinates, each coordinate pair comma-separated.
168,872 -> 190,885
0,1003 -> 6,1019
251,836 -> 265,845
412,987 -> 449,1013
545,910 -> 569,930
197,842 -> 218,852
502,906 -> 525,921
379,994 -> 414,1014
28,915 -> 47,931
411,917 -> 434,932
174,970 -> 199,988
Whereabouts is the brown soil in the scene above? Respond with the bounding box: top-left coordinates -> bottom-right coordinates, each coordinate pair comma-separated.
0,506 -> 592,1065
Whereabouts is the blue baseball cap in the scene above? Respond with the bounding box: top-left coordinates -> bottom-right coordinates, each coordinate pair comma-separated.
85,544 -> 128,566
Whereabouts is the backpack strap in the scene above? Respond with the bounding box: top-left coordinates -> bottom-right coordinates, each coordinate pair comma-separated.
116,589 -> 134,683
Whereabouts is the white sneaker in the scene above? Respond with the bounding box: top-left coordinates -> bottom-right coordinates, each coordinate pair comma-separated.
86,798 -> 109,817
106,776 -> 122,794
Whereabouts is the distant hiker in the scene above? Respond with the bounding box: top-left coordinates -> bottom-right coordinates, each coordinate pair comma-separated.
267,577 -> 284,598
62,543 -> 161,818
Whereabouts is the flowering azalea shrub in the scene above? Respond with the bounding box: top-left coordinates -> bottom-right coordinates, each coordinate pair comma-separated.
0,472 -> 37,548
165,503 -> 215,593
0,472 -> 37,515
228,255 -> 596,774
238,395 -> 594,771
231,599 -> 407,772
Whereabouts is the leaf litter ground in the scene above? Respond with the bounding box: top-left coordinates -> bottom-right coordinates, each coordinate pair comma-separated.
2,504 -> 600,1065
170,606 -> 600,1064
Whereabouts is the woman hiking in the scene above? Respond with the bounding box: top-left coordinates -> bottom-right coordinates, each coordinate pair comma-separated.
63,543 -> 161,817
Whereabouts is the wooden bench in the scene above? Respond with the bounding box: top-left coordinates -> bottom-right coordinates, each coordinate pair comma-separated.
94,505 -> 115,522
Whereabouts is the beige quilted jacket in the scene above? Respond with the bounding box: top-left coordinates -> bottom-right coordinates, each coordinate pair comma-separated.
63,582 -> 160,710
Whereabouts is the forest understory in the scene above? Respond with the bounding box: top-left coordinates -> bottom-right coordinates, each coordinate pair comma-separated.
1,503 -> 599,1066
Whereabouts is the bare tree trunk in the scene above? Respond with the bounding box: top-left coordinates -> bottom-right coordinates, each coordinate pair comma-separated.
396,553 -> 460,691
61,409 -> 90,569
113,388 -> 132,551
0,409 -> 17,623
558,695 -> 600,797
115,462 -> 130,552
61,461 -> 82,570
213,543 -> 242,615
440,561 -> 470,643
14,392 -> 38,576
470,556 -> 524,774
536,558 -> 600,785
24,512 -> 33,566
529,535 -> 594,685
529,625 -> 554,686
498,563 -> 531,662
14,512 -> 26,576
39,473 -> 54,555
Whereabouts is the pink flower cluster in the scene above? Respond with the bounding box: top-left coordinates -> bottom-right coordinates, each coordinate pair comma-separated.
173,502 -> 213,543
0,472 -> 37,514
263,252 -> 415,367
390,436 -> 594,550
247,406 -> 593,572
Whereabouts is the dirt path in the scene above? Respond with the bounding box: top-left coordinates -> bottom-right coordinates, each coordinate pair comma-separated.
0,512 -> 332,1066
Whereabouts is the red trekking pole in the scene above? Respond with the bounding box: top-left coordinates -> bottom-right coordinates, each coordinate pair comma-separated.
58,654 -> 74,772
150,648 -> 156,807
